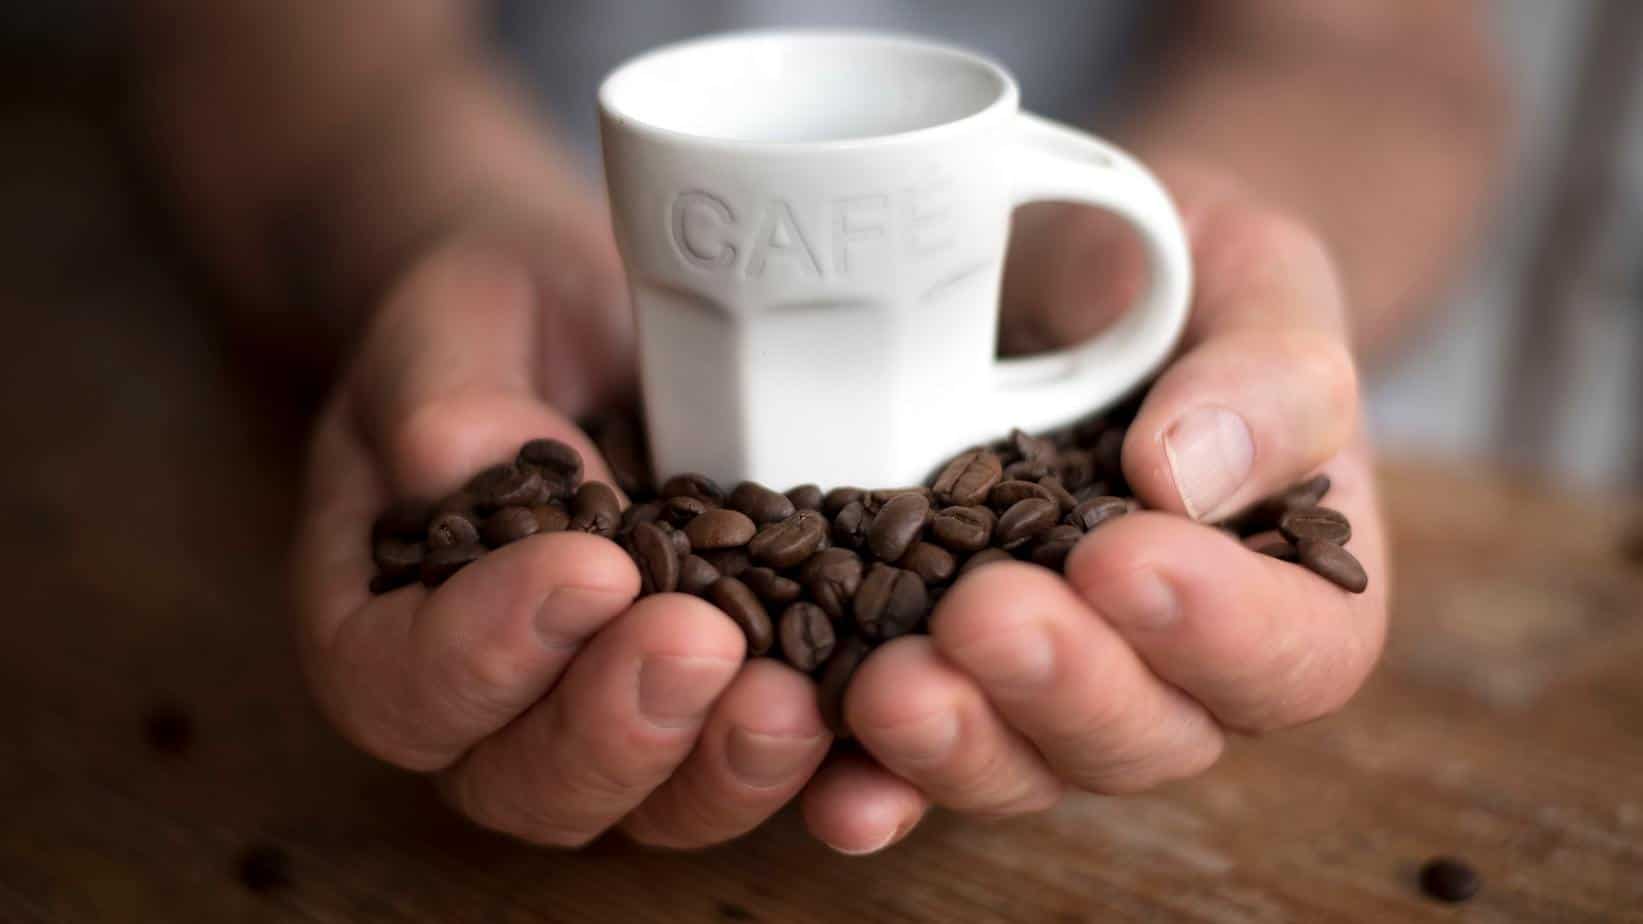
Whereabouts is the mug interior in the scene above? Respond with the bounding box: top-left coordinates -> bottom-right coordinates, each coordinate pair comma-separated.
599,32 -> 1013,144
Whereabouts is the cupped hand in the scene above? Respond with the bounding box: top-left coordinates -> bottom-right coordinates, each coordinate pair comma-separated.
291,225 -> 832,849
801,164 -> 1390,854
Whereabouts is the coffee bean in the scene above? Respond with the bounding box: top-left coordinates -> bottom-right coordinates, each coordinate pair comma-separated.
741,566 -> 802,607
870,486 -> 933,508
1003,459 -> 1053,481
372,537 -> 424,581
822,487 -> 867,517
620,500 -> 663,532
1056,450 -> 1097,492
1067,496 -> 1129,532
899,541 -> 956,584
661,472 -> 724,505
372,499 -> 431,542
685,507 -> 757,550
699,547 -> 751,578
867,493 -> 930,562
929,505 -> 995,552
931,449 -> 1003,506
481,506 -> 540,547
1279,506 -> 1352,545
817,636 -> 872,737
629,522 -> 679,594
1418,857 -> 1480,903
591,414 -> 652,499
958,547 -> 1013,576
658,521 -> 692,558
800,548 -> 864,622
989,479 -> 1055,509
778,602 -> 836,672
677,554 -> 720,596
426,505 -> 481,550
663,495 -> 709,527
421,543 -> 483,586
1011,427 -> 1058,463
1297,538 -> 1368,593
532,503 -> 571,533
995,497 -> 1060,550
1038,476 -> 1079,515
1030,524 -> 1083,571
831,500 -> 872,550
708,577 -> 773,656
1093,428 -> 1125,479
727,481 -> 796,524
786,484 -> 824,512
466,463 -> 545,510
517,438 -> 582,499
1255,539 -> 1300,562
854,564 -> 928,641
746,509 -> 828,568
1074,481 -> 1112,503
570,482 -> 622,538
1233,474 -> 1333,534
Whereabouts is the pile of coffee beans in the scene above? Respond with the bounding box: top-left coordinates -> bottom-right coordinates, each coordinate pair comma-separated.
368,412 -> 1366,735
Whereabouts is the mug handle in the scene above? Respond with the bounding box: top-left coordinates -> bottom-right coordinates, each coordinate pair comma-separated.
991,113 -> 1193,432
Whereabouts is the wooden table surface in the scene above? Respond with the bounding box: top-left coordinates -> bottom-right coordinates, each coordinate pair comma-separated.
3,92 -> 1643,924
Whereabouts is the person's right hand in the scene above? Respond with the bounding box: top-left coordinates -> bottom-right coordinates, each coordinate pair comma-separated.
291,223 -> 833,848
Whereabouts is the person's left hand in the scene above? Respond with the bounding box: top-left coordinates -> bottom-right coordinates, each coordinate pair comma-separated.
799,162 -> 1390,854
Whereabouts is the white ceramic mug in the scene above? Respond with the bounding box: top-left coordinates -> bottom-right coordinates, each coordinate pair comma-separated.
599,31 -> 1191,489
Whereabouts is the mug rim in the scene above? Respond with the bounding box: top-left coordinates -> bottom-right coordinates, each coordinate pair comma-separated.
597,29 -> 1020,153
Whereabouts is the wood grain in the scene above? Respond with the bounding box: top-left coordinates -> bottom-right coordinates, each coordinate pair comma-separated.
2,92 -> 1642,924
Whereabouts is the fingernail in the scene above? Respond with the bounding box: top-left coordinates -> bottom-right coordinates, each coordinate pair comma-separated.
536,587 -> 634,652
1163,406 -> 1254,521
725,728 -> 825,789
833,815 -> 919,856
879,710 -> 958,768
1098,569 -> 1179,632
638,655 -> 736,728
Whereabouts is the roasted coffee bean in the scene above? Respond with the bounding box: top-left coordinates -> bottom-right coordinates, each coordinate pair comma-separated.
1003,458 -> 1053,481
870,486 -> 933,507
426,505 -> 481,549
372,537 -> 424,581
929,505 -> 995,552
531,503 -> 570,533
482,506 -> 540,547
631,522 -> 679,594
778,602 -> 836,672
931,449 -> 1003,507
1038,476 -> 1079,515
817,636 -> 872,737
660,472 -> 724,505
1067,496 -> 1129,532
677,554 -> 720,596
1012,428 -> 1058,463
958,547 -> 1014,576
1279,506 -> 1352,545
663,495 -> 709,527
899,541 -> 956,584
748,509 -> 828,568
727,481 -> 795,524
1419,857 -> 1480,904
421,543 -> 483,586
372,499 -> 431,542
699,547 -> 751,578
1074,481 -> 1112,503
1056,450 -> 1097,492
989,479 -> 1055,509
1030,525 -> 1083,571
854,564 -> 928,641
786,484 -> 824,512
995,497 -> 1060,549
867,493 -> 930,562
517,438 -> 582,499
1233,474 -> 1332,534
620,500 -> 661,532
741,566 -> 802,607
658,521 -> 692,558
591,414 -> 652,499
708,577 -> 773,656
831,500 -> 872,550
1093,428 -> 1126,479
570,482 -> 622,537
1297,538 -> 1368,593
1255,539 -> 1300,562
685,507 -> 757,549
822,487 -> 867,517
801,548 -> 864,622
467,463 -> 545,510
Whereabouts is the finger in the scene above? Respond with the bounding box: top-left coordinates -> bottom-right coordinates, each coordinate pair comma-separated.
930,562 -> 1224,794
621,660 -> 830,849
349,238 -> 614,498
845,637 -> 1063,816
438,594 -> 743,847
800,750 -> 929,856
1065,448 -> 1388,734
1122,206 -> 1359,521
